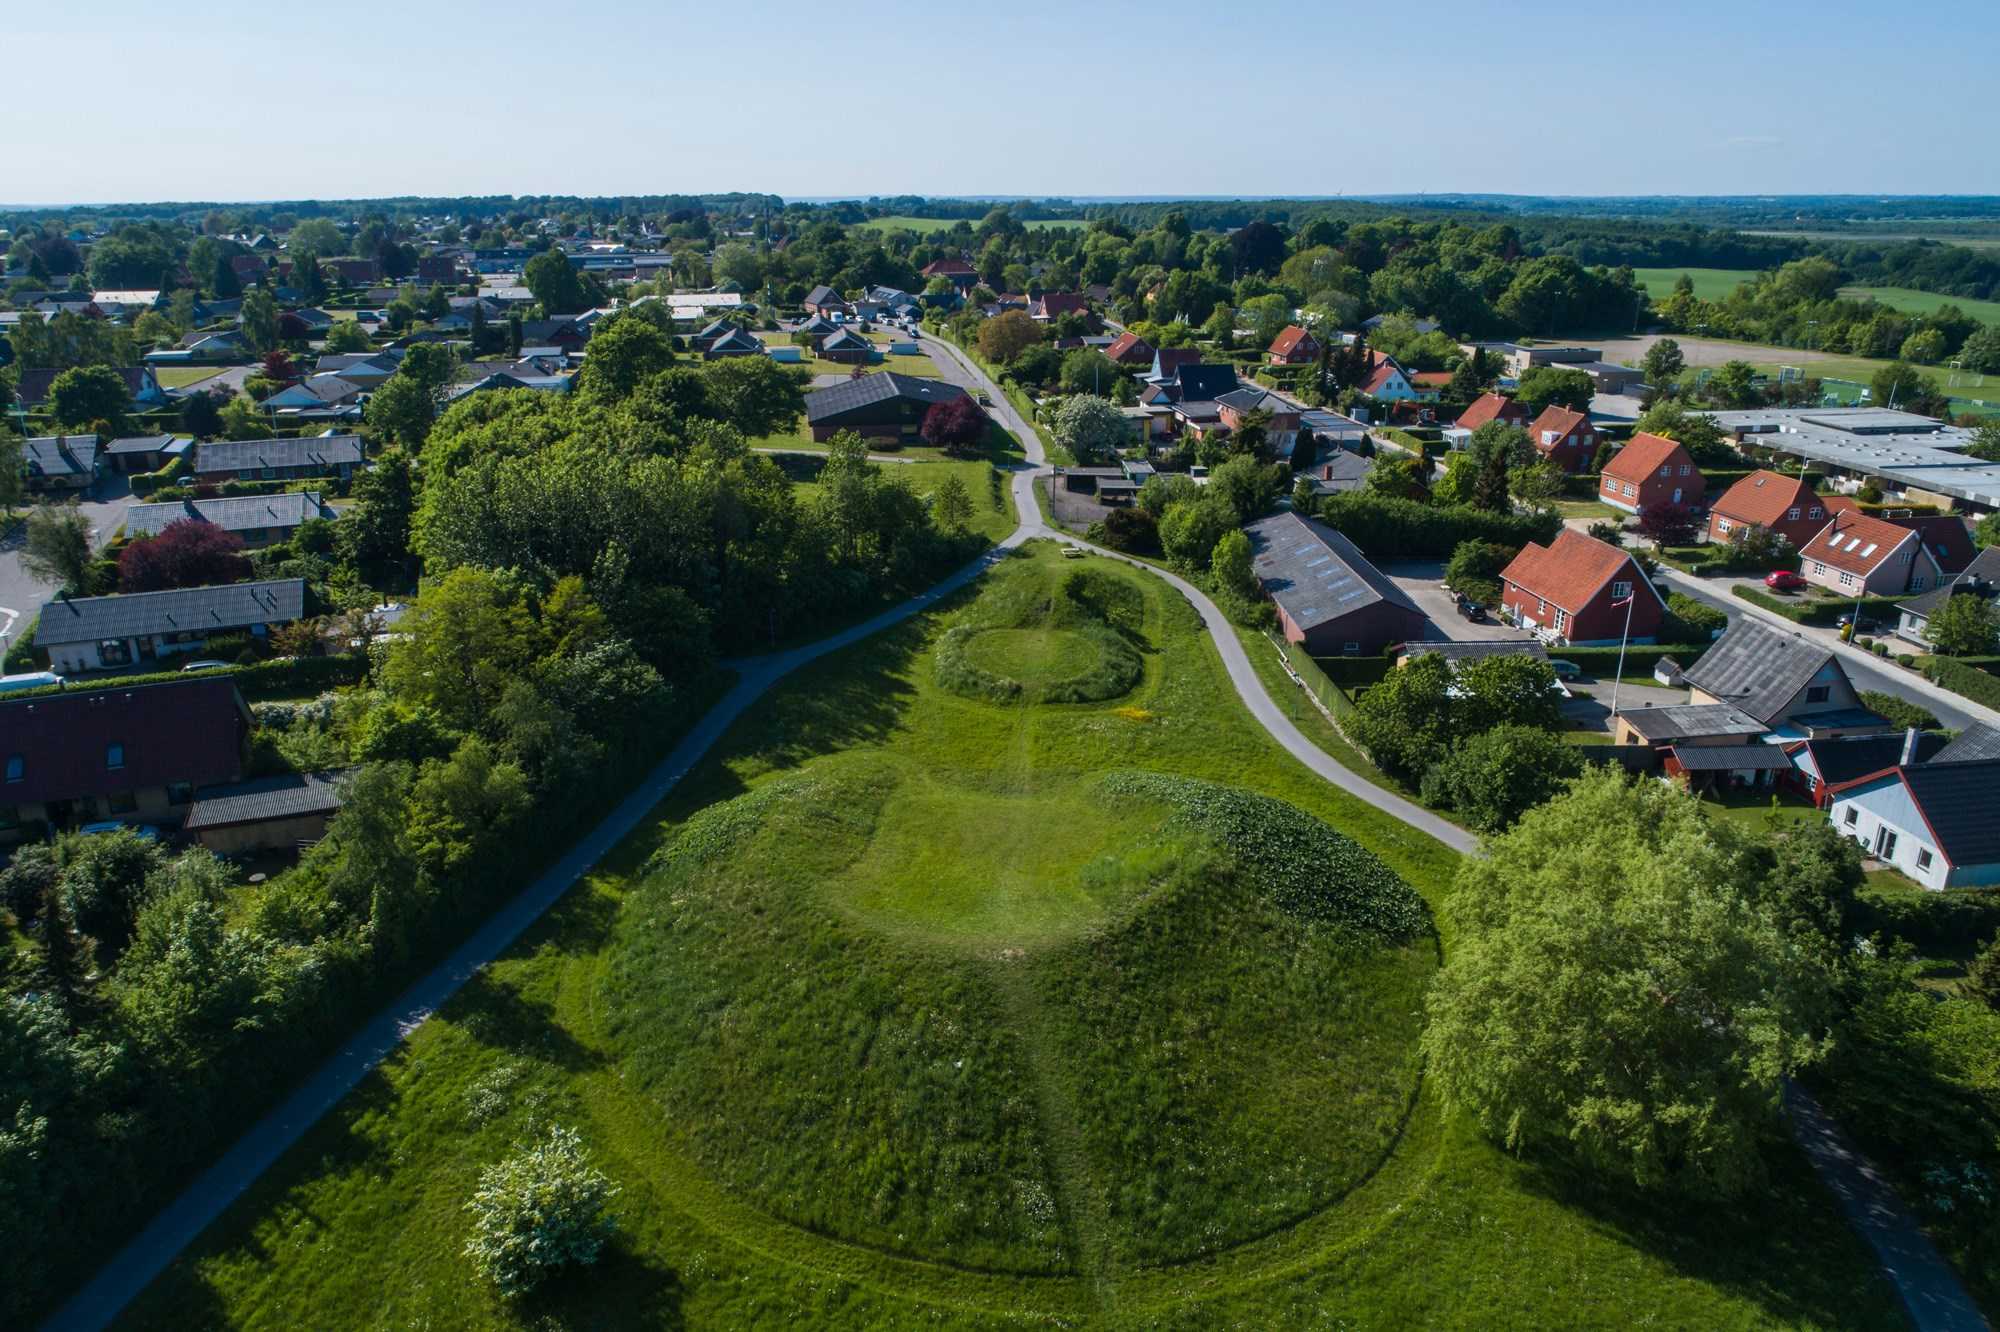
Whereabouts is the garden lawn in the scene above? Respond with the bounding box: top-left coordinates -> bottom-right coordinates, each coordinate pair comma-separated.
151,365 -> 221,389
1838,285 -> 2000,326
117,544 -> 1909,1332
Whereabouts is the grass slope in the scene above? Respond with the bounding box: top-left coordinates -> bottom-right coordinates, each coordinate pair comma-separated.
1633,266 -> 1761,302
120,544 -> 1909,1331
1838,284 -> 2000,326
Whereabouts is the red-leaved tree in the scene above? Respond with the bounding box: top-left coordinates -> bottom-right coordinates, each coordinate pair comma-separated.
262,348 -> 297,383
1636,502 -> 1698,547
118,519 -> 253,592
920,395 -> 989,458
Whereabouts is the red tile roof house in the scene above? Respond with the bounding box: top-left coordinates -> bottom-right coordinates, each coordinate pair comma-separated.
1597,431 -> 1706,516
921,257 -> 980,290
1524,405 -> 1601,474
1498,528 -> 1666,646
1705,469 -> 1853,549
1104,331 -> 1155,366
1454,392 -> 1531,433
1028,292 -> 1092,322
1797,510 -> 1947,598
1267,324 -> 1321,364
1895,514 -> 1976,580
1358,351 -> 1431,402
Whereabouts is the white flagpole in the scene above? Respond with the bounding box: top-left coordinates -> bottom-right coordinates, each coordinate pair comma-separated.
1609,584 -> 1636,726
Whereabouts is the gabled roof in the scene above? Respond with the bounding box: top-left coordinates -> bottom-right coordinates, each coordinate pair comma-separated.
0,677 -> 249,805
1834,759 -> 2000,867
1681,618 -> 1840,725
1150,346 -> 1201,381
798,313 -> 839,335
1243,510 -> 1420,632
184,769 -> 348,831
817,327 -> 871,350
1934,720 -> 2000,764
707,327 -> 764,352
1669,744 -> 1793,772
1359,351 -> 1409,396
195,435 -> 363,474
1215,386 -> 1290,415
805,284 -> 841,307
1601,431 -> 1697,486
1799,510 -> 1920,578
921,258 -> 977,277
1499,529 -> 1656,616
1526,404 -> 1590,445
804,371 -> 967,424
1031,292 -> 1090,318
35,579 -> 307,647
1709,469 -> 1831,527
126,492 -> 335,540
1268,325 -> 1317,357
1618,703 -> 1767,743
1893,514 -> 1976,577
1799,731 -> 1948,787
1898,547 -> 2000,619
1104,331 -> 1153,363
23,435 -> 99,479
103,433 -> 177,456
1453,392 -> 1528,432
1173,363 -> 1239,402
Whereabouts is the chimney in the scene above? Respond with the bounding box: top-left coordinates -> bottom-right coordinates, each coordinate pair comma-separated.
1900,727 -> 1920,766
1322,465 -> 1333,480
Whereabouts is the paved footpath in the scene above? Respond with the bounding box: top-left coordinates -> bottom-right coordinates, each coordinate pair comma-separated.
45,338 -> 1979,1330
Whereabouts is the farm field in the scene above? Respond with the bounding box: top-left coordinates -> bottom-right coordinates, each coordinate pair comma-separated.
1632,266 -> 1759,302
116,544 -> 1907,1332
1837,284 -> 2000,325
1745,230 -> 2000,251
859,215 -> 1086,235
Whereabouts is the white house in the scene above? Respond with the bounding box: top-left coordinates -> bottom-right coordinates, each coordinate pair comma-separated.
1825,749 -> 2000,889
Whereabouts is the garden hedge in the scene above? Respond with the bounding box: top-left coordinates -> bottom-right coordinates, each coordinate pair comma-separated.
1315,493 -> 1561,558
1922,656 -> 2000,712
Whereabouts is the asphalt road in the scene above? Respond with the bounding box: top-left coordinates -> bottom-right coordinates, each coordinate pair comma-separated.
42,337 -> 1977,1330
0,479 -> 138,660
1655,565 -> 1998,732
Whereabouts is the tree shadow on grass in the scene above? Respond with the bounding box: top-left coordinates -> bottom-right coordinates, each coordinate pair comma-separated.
711,622 -> 929,774
514,1243 -> 685,1331
452,969 -> 603,1075
1510,1140 -> 1909,1330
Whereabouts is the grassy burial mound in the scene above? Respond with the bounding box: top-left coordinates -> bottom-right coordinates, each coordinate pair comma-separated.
599,744 -> 1432,1275
934,563 -> 1146,704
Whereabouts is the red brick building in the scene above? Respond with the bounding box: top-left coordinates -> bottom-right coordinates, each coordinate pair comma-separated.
1499,529 -> 1665,646
1266,324 -> 1321,364
1705,470 -> 1851,549
1524,405 -> 1601,474
1598,431 -> 1705,515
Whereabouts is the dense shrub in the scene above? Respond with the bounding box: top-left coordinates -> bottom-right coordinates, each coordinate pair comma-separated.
463,1125 -> 619,1295
1923,656 -> 2000,711
1316,492 -> 1560,558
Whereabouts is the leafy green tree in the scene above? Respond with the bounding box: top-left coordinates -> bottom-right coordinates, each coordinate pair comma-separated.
1138,471 -> 1198,517
218,392 -> 272,440
406,737 -> 533,881
382,568 -> 546,732
292,249 -> 329,305
1051,393 -> 1127,465
702,356 -> 805,438
1925,591 -> 1999,656
84,224 -> 174,289
1157,492 -> 1237,571
1431,450 -> 1480,506
1419,723 -> 1584,831
239,286 -> 278,355
1964,935 -> 2000,1011
1868,361 -> 1928,410
1210,528 -> 1256,598
1423,768 -> 1834,1195
463,1125 -> 619,1295
323,319 -> 373,354
56,829 -> 165,954
578,314 -> 674,403
975,310 -> 1041,364
1365,453 -> 1428,501
19,503 -> 94,592
286,218 -> 345,255
1633,398 -> 1734,466
339,449 -> 416,589
45,365 -> 129,432
1963,422 -> 2000,463
1349,652 -> 1458,781
1898,329 -> 1946,365
1444,539 -> 1514,604
0,431 -> 22,514
1642,337 -> 1685,388
523,247 -> 590,314
1508,459 -> 1566,504
116,858 -> 288,1071
365,374 -> 434,451
1513,366 -> 1595,415
931,474 -> 973,532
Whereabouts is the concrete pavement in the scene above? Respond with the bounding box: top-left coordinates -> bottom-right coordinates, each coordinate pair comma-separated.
1,478 -> 139,661
1655,564 -> 1999,732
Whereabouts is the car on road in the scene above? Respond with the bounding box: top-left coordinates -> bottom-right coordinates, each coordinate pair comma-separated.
1548,659 -> 1582,681
977,391 -> 993,407
1764,569 -> 1807,592
179,659 -> 232,672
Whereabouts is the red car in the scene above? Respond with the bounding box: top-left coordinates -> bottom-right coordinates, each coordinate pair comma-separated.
1765,569 -> 1807,592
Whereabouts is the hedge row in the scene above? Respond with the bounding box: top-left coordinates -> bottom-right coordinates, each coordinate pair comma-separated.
1854,882 -> 2000,953
1315,492 -> 1561,558
1732,585 -> 1907,626
1313,641 -> 1691,685
129,454 -> 193,498
145,475 -> 350,503
3,653 -> 367,702
1922,656 -> 2000,712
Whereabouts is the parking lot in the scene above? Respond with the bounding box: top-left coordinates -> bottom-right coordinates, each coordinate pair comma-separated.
1378,559 -> 1538,646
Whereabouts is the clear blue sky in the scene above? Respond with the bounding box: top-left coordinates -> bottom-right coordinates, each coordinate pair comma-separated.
8,0 -> 1995,205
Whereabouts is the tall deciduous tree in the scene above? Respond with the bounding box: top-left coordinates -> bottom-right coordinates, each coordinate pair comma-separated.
117,520 -> 252,592
1422,768 -> 1834,1195
20,504 -> 94,593
975,310 -> 1041,365
45,365 -> 129,432
1051,393 -> 1126,465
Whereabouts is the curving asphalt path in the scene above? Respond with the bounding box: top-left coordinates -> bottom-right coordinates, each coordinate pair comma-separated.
45,331 -> 1978,1332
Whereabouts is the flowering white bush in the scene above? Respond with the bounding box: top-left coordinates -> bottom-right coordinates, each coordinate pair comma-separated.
463,1124 -> 619,1294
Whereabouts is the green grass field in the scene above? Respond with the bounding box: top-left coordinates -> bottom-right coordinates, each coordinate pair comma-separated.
859,215 -> 1085,235
115,543 -> 1911,1331
1633,267 -> 1760,302
782,456 -> 1016,544
151,365 -> 221,388
1837,284 -> 2000,325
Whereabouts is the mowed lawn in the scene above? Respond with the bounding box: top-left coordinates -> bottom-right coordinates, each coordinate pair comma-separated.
113,544 -> 1910,1332
1633,266 -> 1760,302
151,365 -> 222,389
786,455 -> 1017,544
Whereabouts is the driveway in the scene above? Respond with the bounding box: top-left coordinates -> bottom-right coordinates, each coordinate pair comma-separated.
1378,559 -> 1537,645
0,478 -> 138,657
1655,565 -> 1998,732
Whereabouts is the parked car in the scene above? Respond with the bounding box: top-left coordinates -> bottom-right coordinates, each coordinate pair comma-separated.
1547,659 -> 1582,681
179,659 -> 232,672
1456,600 -> 1488,623
1764,570 -> 1807,592
1837,613 -> 1877,633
